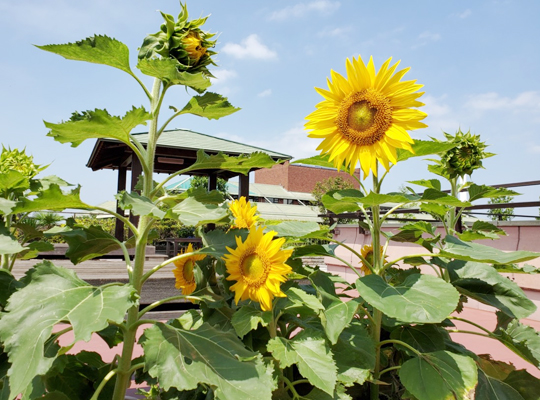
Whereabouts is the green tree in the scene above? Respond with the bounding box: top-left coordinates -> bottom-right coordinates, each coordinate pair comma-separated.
312,176 -> 355,224
188,175 -> 229,197
488,195 -> 515,221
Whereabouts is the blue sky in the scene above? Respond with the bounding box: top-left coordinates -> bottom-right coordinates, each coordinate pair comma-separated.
1,0 -> 539,214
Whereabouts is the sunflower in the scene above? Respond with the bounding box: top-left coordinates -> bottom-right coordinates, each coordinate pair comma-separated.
172,243 -> 206,296
223,226 -> 293,311
229,196 -> 259,229
305,56 -> 427,177
360,244 -> 386,275
182,31 -> 207,63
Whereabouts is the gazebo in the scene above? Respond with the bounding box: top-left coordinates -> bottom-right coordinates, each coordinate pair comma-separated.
86,128 -> 292,239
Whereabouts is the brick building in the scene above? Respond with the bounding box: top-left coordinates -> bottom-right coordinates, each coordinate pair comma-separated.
254,161 -> 360,193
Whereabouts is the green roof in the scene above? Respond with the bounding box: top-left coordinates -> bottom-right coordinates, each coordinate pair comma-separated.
131,129 -> 291,159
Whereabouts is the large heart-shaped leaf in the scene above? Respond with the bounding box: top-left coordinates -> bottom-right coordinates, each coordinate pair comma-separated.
447,260 -> 536,319
475,369 -> 524,400
44,107 -> 151,148
396,140 -> 457,162
468,184 -> 520,202
267,329 -> 337,395
356,274 -> 460,324
0,261 -> 137,396
140,322 -> 275,400
321,189 -> 365,214
169,197 -> 228,226
137,58 -> 211,92
231,305 -> 272,338
495,319 -> 540,367
441,235 -> 540,264
116,191 -> 166,219
390,325 -> 449,355
0,270 -> 22,308
181,150 -> 281,176
504,369 -> 540,399
13,184 -> 90,213
199,228 -> 249,259
36,35 -> 132,74
399,351 -> 477,400
177,92 -> 240,120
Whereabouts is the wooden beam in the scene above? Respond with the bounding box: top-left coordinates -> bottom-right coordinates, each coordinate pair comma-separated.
129,156 -> 142,229
239,173 -> 249,198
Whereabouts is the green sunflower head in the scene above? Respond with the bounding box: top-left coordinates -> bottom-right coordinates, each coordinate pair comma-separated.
138,3 -> 217,76
0,146 -> 43,179
438,129 -> 495,179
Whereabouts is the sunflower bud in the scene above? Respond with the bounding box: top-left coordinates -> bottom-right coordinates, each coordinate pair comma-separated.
0,146 -> 42,179
438,130 -> 494,179
138,3 -> 217,76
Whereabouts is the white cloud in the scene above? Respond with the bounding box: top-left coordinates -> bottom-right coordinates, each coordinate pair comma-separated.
457,9 -> 472,18
317,26 -> 353,38
412,31 -> 441,49
269,0 -> 340,21
221,34 -> 277,60
210,69 -> 237,84
257,89 -> 272,98
465,91 -> 540,112
421,94 -> 461,134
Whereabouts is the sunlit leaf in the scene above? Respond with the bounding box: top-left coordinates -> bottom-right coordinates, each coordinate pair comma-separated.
0,235 -> 25,256
0,261 -> 137,396
0,199 -> 16,215
116,191 -> 166,219
13,184 -> 90,213
182,150 -> 281,176
45,107 -> 151,148
264,221 -> 322,238
17,241 -> 54,260
468,184 -> 520,202
408,179 -> 441,191
292,155 -> 335,169
137,58 -> 211,92
199,228 -> 249,259
169,197 -> 228,226
356,274 -> 460,324
231,305 -> 272,338
390,325 -> 449,356
321,189 -> 364,214
494,319 -> 540,367
0,171 -> 29,194
140,322 -> 275,399
396,140 -> 457,162
177,92 -> 240,120
267,329 -> 337,395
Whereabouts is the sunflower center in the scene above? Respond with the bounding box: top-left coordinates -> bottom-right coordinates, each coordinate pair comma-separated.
241,253 -> 269,286
183,260 -> 195,282
336,89 -> 393,146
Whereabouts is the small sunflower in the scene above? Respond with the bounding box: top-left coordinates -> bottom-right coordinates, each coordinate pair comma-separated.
172,243 -> 206,296
223,226 -> 293,311
182,31 -> 207,63
229,197 -> 259,229
305,56 -> 427,177
360,244 -> 386,275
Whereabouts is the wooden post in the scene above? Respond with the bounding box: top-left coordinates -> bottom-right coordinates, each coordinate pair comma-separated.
239,173 -> 249,199
208,173 -> 217,192
129,157 -> 142,230
114,166 -> 127,241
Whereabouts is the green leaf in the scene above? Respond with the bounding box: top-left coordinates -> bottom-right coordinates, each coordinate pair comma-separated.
475,369 -> 525,400
231,305 -> 272,338
13,184 -> 90,213
332,321 -> 375,386
0,234 -> 25,256
199,228 -> 249,259
177,92 -> 240,120
447,260 -> 536,319
301,385 -> 352,400
0,261 -> 137,396
441,235 -> 540,264
264,221 -> 322,238
504,369 -> 540,400
0,270 -> 22,308
116,191 -> 166,219
321,189 -> 365,214
408,179 -> 441,191
140,322 -> 275,399
397,139 -> 458,162
182,150 -> 281,176
285,286 -> 324,314
0,171 -> 29,194
137,58 -> 211,92
169,197 -> 228,226
310,271 -> 359,344
17,241 -> 54,260
0,199 -> 15,215
39,392 -> 71,400
420,188 -> 470,207
36,35 -> 132,74
45,106 -> 151,148
293,154 -> 336,169
494,319 -> 540,367
356,274 -> 460,324
468,184 -> 520,202
292,244 -> 337,259
399,351 -> 477,400
267,329 -> 337,395
390,325 -> 449,355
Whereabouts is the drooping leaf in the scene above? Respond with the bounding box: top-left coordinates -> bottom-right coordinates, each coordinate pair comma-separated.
36,35 -> 132,74
332,321 -> 375,386
231,305 -> 272,338
45,107 -> 151,148
0,261 -> 137,396
31,175 -> 73,192
16,241 -> 54,260
264,221 -> 322,238
504,369 -> 540,400
447,260 -> 536,319
310,271 -> 359,344
494,319 -> 540,367
468,184 -> 520,202
140,322 -> 275,400
408,179 -> 442,191
399,351 -> 477,400
116,191 -> 166,219
396,139 -> 458,162
292,154 -> 335,169
267,329 -> 337,395
0,234 -> 25,256
181,150 -> 281,176
459,220 -> 506,241
475,369 -> 524,400
169,197 -> 228,226
356,274 -> 460,324
284,286 -> 325,315
321,189 -> 365,214
390,325 -> 449,355
176,92 -> 240,120
137,58 -> 211,92
292,244 -> 337,259
13,184 -> 90,213
441,235 -> 540,264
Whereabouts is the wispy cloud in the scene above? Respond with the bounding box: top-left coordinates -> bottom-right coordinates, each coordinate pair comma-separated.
412,31 -> 441,49
421,94 -> 461,135
453,9 -> 472,19
268,0 -> 340,21
317,26 -> 353,38
210,69 -> 237,84
257,89 -> 272,98
465,91 -> 540,112
221,34 -> 277,60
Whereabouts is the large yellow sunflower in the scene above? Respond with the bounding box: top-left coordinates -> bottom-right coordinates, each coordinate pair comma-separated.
229,196 -> 259,229
305,56 -> 427,177
359,243 -> 386,275
223,226 -> 293,311
172,243 -> 206,296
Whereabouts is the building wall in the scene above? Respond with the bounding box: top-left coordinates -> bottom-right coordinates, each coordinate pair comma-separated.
254,161 -> 360,193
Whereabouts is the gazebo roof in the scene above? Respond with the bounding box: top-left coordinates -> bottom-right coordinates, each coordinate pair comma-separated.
86,128 -> 292,179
